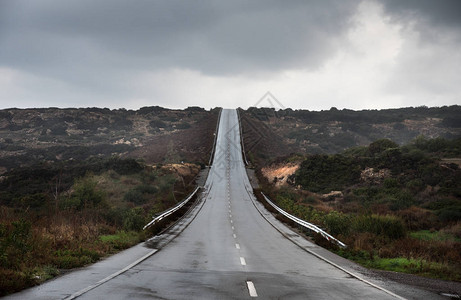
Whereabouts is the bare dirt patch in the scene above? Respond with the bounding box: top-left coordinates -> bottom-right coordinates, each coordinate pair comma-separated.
261,163 -> 299,187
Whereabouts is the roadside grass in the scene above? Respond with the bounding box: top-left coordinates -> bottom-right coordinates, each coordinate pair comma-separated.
99,231 -> 144,250
32,265 -> 60,283
410,230 -> 461,242
364,256 -> 459,281
0,216 -> 147,296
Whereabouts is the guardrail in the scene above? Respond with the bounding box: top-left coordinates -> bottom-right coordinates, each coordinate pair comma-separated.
236,108 -> 249,166
143,187 -> 201,230
261,192 -> 347,248
208,108 -> 222,166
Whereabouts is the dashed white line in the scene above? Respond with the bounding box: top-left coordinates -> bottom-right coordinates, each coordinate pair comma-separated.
231,226 -> 234,230
246,281 -> 258,297
235,243 -> 240,249
230,220 -> 233,224
233,233 -> 237,239
240,257 -> 246,266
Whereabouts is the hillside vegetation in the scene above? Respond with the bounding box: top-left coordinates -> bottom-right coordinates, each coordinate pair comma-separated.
240,105 -> 461,165
257,137 -> 461,281
242,106 -> 461,281
0,106 -> 219,173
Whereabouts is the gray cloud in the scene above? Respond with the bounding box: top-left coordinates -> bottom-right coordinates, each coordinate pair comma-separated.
378,0 -> 461,105
380,0 -> 461,29
0,0 -> 359,78
0,0 -> 460,109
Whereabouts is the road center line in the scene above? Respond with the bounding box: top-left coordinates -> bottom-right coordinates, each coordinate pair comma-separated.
246,281 -> 258,297
240,257 -> 246,266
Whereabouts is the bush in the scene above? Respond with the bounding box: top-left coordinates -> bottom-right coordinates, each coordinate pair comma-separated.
124,185 -> 158,205
100,231 -> 141,250
295,154 -> 361,193
323,211 -> 350,236
149,119 -> 166,128
352,215 -> 406,240
175,122 -> 191,129
368,139 -> 399,155
389,191 -> 414,211
0,220 -> 32,268
398,207 -> 438,230
437,206 -> 461,223
70,176 -> 105,210
383,178 -> 399,189
123,208 -> 145,231
0,268 -> 37,296
123,189 -> 143,204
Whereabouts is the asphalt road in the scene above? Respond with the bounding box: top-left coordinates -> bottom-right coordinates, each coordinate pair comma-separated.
79,109 -> 399,299
5,109 -> 423,299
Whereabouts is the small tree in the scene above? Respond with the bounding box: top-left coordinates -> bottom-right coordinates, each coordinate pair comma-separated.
71,176 -> 105,210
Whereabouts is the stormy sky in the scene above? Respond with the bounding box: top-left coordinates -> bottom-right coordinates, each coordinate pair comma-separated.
1,0 -> 460,110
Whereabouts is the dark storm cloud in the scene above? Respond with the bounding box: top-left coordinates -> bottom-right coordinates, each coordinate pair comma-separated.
380,0 -> 461,29
377,0 -> 461,103
0,0 -> 359,79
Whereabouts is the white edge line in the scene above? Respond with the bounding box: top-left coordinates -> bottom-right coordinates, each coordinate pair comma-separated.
247,281 -> 258,297
65,249 -> 158,300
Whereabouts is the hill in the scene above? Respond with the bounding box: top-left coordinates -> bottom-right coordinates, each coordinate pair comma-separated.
240,105 -> 461,166
0,106 -> 219,173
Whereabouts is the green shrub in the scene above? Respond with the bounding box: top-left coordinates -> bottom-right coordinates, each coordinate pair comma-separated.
53,248 -> 100,269
0,220 -> 32,268
389,191 -> 414,211
123,189 -> 143,204
124,185 -> 158,204
368,139 -> 398,155
100,231 -> 141,250
437,206 -> 461,222
323,211 -> 350,236
383,178 -> 399,189
295,154 -> 361,193
175,122 -> 191,129
70,176 -> 105,209
352,215 -> 406,239
123,208 -> 145,231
